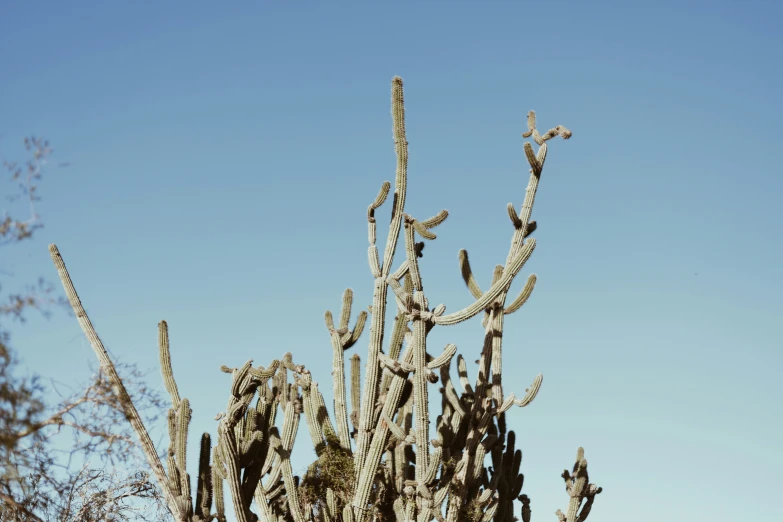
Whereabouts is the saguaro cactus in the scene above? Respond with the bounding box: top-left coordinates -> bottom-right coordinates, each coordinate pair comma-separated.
50,77 -> 602,522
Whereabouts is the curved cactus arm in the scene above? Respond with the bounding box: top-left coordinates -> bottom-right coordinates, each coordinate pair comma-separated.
495,373 -> 544,414
427,343 -> 456,370
458,250 -> 485,300
48,244 -> 187,521
419,209 -> 449,229
511,373 -> 544,409
504,274 -> 537,315
434,238 -> 536,326
456,354 -> 474,396
343,310 -> 368,348
387,272 -> 412,315
403,210 -> 448,291
439,365 -> 466,418
249,360 -> 280,380
380,410 -> 406,441
367,180 -> 391,277
507,202 -> 523,228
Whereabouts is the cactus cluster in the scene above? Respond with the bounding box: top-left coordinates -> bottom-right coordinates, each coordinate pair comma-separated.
49,77 -> 602,522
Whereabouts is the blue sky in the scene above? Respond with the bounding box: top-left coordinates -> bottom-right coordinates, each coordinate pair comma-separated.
2,1 -> 781,521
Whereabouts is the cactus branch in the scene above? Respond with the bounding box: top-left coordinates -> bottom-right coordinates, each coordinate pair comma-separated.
48,244 -> 187,521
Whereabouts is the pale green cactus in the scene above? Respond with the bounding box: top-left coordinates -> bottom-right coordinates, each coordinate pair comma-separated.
49,76 -> 601,522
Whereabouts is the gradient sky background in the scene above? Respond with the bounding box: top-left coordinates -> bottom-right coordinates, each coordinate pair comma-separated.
2,1 -> 781,521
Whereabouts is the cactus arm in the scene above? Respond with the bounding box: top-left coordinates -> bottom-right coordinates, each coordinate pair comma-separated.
403,217 -> 423,291
367,180 -> 391,278
299,373 -> 327,452
276,403 -> 306,522
326,289 -> 364,451
501,374 -> 543,409
211,447 -> 227,522
427,344 -> 456,370
439,365 -> 466,418
504,274 -> 537,315
194,433 -> 213,521
329,329 -> 352,450
411,293 -> 430,483
48,244 -> 187,521
488,306 -> 506,405
379,312 -> 411,394
312,380 -> 337,439
434,238 -> 536,326
350,354 -> 361,434
457,250 -> 484,300
176,398 -> 193,501
263,384 -> 300,491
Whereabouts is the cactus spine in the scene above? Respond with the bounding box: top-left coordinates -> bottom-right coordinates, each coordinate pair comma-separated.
50,76 -> 601,522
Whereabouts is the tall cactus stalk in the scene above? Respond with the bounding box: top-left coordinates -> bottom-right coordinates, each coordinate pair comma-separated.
50,77 -> 602,522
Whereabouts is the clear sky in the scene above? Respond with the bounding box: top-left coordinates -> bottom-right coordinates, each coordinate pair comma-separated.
2,1 -> 781,521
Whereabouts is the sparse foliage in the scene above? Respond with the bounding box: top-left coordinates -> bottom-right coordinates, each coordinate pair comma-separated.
0,137 -> 168,521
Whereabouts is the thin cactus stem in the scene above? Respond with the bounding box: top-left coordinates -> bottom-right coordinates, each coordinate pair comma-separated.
48,244 -> 186,522
355,76 -> 409,480
329,329 -> 352,450
159,320 -> 181,408
350,353 -> 361,435
411,292 -> 430,484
